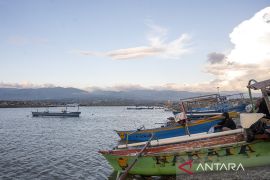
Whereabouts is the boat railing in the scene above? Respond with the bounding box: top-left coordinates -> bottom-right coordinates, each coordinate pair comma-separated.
179,93 -> 247,113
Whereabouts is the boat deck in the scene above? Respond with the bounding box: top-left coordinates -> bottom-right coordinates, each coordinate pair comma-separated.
100,132 -> 245,156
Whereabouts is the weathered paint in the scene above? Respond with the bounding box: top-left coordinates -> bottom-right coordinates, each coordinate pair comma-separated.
116,117 -> 223,141
100,140 -> 270,176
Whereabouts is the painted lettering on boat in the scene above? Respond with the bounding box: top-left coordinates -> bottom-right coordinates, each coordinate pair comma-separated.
225,147 -> 234,155
239,145 -> 255,156
174,144 -> 254,174
196,162 -> 245,171
154,156 -> 170,167
153,144 -> 255,169
117,157 -> 128,170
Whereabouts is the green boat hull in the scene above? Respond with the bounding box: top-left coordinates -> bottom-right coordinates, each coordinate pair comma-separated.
102,140 -> 270,175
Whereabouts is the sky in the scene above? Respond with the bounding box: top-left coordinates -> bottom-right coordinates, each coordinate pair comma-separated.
0,0 -> 269,92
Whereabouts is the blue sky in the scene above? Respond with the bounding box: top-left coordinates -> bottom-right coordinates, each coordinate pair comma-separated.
0,0 -> 269,91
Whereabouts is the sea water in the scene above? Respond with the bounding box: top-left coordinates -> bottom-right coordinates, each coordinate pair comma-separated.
1,107 -> 269,180
0,106 -> 170,180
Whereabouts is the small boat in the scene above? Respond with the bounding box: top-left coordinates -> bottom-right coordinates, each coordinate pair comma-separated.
32,105 -> 81,117
118,96 -> 242,142
115,112 -> 238,142
154,106 -> 164,110
32,110 -> 81,117
164,107 -> 173,111
127,106 -> 154,110
100,79 -> 270,177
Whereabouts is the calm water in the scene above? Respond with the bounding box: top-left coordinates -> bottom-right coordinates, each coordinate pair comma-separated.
0,107 -> 171,180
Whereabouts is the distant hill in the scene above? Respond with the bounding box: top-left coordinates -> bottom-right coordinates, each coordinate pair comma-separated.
89,89 -> 208,101
0,87 -> 88,100
0,87 -> 244,102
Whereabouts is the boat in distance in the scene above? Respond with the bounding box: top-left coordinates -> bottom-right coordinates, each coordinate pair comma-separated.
32,110 -> 81,117
127,106 -> 154,110
32,104 -> 81,117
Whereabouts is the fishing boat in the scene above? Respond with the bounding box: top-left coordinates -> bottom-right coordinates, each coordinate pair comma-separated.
32,110 -> 81,117
32,105 -> 81,117
173,93 -> 247,118
100,128 -> 270,176
100,79 -> 270,177
115,112 -> 238,142
127,106 -> 154,110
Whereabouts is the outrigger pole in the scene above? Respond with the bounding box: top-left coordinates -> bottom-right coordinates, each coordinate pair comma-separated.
117,133 -> 154,180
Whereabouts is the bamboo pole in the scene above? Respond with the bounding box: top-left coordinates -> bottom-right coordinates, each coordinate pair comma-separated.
118,134 -> 154,180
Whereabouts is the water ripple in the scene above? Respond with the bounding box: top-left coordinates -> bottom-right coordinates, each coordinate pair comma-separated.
0,107 -> 170,179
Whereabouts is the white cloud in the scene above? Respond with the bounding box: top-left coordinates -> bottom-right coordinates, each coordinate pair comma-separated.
0,81 -> 55,89
85,84 -> 147,92
78,23 -> 191,60
83,82 -> 224,92
229,8 -> 270,64
7,36 -> 48,45
203,7 -> 270,91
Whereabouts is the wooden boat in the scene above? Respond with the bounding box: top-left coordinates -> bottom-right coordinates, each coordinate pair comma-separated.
115,112 -> 238,142
100,79 -> 270,177
100,129 -> 270,176
173,93 -> 247,118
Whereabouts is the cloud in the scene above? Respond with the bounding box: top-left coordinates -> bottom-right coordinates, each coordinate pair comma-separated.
85,84 -> 147,92
7,36 -> 48,45
7,36 -> 28,45
80,46 -> 164,60
203,7 -> 270,91
207,52 -> 226,64
78,23 -> 191,60
0,81 -> 55,89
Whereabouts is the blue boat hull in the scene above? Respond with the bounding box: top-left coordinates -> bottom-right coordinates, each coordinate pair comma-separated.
116,118 -> 222,142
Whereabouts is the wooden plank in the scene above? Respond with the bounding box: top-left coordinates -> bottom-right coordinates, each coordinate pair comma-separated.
180,94 -> 219,102
117,129 -> 243,149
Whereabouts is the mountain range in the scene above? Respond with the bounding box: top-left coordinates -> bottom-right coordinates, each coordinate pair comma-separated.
0,87 -> 217,102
